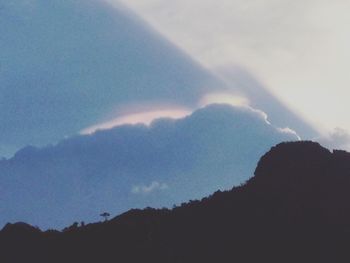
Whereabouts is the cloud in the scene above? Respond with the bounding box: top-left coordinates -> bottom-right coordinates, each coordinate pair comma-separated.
0,104 -> 299,229
277,128 -> 302,141
131,181 -> 168,194
81,108 -> 192,134
317,128 -> 350,151
213,66 -> 317,138
82,88 -> 312,137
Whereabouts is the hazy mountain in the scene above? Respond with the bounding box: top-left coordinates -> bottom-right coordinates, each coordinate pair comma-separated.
0,104 -> 298,229
1,141 -> 350,263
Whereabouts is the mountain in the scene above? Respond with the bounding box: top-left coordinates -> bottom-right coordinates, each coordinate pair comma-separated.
0,104 -> 298,228
1,141 -> 350,263
0,0 -> 226,157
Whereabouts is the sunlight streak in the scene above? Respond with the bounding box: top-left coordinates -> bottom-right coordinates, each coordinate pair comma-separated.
81,108 -> 192,134
199,93 -> 249,108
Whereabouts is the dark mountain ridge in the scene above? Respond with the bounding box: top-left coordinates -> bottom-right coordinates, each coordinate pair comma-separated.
1,141 -> 350,263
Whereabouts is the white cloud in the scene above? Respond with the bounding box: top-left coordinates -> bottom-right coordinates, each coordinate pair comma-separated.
317,128 -> 350,151
81,90 -> 302,141
277,127 -> 301,141
131,181 -> 169,195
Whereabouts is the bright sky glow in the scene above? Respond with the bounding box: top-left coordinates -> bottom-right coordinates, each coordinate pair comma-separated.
115,0 -> 350,136
200,93 -> 249,108
81,108 -> 192,134
81,92 -> 286,138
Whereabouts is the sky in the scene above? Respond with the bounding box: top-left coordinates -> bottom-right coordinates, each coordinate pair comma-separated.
0,0 -> 318,158
116,0 -> 350,138
0,0 -> 348,228
0,0 -> 224,157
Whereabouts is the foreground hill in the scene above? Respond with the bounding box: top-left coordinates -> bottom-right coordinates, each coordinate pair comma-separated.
1,141 -> 350,263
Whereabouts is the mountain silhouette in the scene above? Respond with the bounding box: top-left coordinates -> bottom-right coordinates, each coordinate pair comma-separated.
1,141 -> 350,263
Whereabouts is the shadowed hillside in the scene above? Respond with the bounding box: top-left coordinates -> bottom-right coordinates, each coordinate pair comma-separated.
2,141 -> 350,263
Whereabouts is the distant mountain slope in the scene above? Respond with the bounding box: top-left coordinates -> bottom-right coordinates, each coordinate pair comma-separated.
0,104 -> 298,228
0,0 -> 225,157
1,141 -> 350,263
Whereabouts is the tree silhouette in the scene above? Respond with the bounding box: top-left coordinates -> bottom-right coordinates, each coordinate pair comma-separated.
100,212 -> 110,222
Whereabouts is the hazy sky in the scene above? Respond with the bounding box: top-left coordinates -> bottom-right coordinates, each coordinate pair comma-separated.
0,0 -> 224,157
0,0 -> 344,228
117,0 -> 350,135
0,0 -> 317,157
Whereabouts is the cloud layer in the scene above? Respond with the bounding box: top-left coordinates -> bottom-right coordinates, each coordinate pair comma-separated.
0,104 -> 299,229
